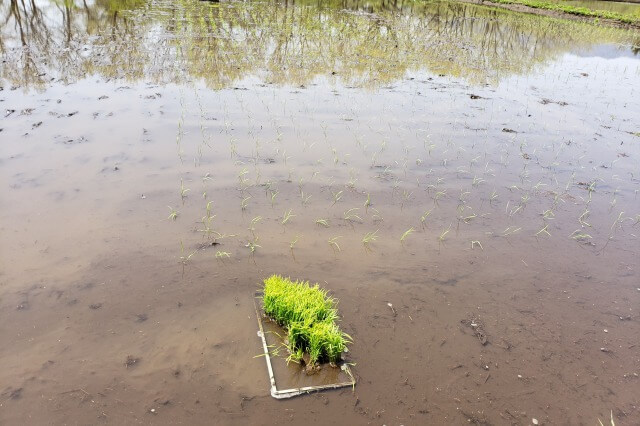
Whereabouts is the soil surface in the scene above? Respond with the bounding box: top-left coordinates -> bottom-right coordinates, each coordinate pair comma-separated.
1,0 -> 639,425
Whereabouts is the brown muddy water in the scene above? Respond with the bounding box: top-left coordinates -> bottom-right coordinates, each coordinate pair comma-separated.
1,0 -> 640,424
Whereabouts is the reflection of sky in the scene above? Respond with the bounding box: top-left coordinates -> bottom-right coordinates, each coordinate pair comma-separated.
574,44 -> 640,59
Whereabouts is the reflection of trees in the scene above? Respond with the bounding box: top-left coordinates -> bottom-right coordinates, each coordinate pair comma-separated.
1,0 -> 145,88
0,0 -> 635,89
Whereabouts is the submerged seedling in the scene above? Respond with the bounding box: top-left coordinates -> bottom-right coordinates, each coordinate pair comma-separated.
331,189 -> 344,206
535,224 -> 552,237
362,230 -> 379,249
420,209 -> 433,229
270,190 -> 279,208
328,236 -> 342,253
437,224 -> 452,251
180,179 -> 190,199
343,208 -> 363,223
289,235 -> 300,250
248,216 -> 262,236
400,227 -> 415,244
471,240 -> 483,250
364,193 -> 371,212
281,209 -> 296,225
215,251 -> 231,260
241,196 -> 251,211
315,218 -> 330,227
168,206 -> 179,221
246,238 -> 261,254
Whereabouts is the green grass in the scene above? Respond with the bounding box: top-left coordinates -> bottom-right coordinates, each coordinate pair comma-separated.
485,0 -> 640,24
262,275 -> 350,365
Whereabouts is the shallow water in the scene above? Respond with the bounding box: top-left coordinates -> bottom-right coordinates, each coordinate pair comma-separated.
1,0 -> 640,424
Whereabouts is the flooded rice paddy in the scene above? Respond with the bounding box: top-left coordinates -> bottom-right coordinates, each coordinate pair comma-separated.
1,0 -> 640,424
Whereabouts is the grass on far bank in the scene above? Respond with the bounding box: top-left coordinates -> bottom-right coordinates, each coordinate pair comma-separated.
482,0 -> 640,25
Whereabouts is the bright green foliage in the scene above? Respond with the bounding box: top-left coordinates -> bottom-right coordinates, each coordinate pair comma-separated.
262,275 -> 350,365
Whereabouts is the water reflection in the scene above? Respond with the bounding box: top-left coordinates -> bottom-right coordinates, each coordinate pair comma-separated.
1,0 -> 638,88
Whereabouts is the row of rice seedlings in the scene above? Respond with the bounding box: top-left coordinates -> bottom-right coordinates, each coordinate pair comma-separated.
171,62 -> 637,272
262,274 -> 351,365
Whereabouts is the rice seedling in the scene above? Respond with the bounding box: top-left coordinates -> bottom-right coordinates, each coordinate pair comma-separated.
246,237 -> 261,254
180,179 -> 190,199
578,209 -> 591,227
437,224 -> 451,248
542,209 -> 555,220
328,236 -> 342,253
179,240 -> 197,270
270,190 -> 279,208
502,226 -> 522,237
460,213 -> 477,224
281,209 -> 296,225
400,227 -> 415,244
371,208 -> 384,223
400,190 -> 413,210
470,240 -> 483,250
198,215 -> 221,241
215,251 -> 231,259
331,189 -> 344,206
245,216 -> 261,237
315,218 -> 330,227
364,193 -> 371,213
472,176 -> 485,187
420,208 -> 433,229
343,208 -> 363,223
290,235 -> 300,250
570,230 -> 593,243
300,191 -> 312,206
241,196 -> 251,211
535,224 -> 551,237
168,206 -> 179,221
362,230 -> 379,249
433,190 -> 446,206
262,275 -> 350,365
598,410 -> 616,426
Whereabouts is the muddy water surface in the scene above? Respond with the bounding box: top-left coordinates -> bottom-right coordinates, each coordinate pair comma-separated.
1,0 -> 640,424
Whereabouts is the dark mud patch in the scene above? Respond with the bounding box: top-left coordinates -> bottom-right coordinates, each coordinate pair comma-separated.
461,316 -> 489,345
125,355 -> 141,368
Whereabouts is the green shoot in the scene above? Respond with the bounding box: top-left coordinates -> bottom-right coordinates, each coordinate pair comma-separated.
343,208 -> 363,223
420,209 -> 433,229
246,238 -> 261,254
241,196 -> 251,211
364,193 -> 371,212
168,206 -> 179,221
362,230 -> 379,248
215,251 -> 231,259
536,224 -> 551,237
248,216 -> 262,235
332,189 -> 344,206
328,236 -> 342,252
180,179 -> 190,199
315,218 -> 330,227
282,209 -> 296,225
400,227 -> 415,243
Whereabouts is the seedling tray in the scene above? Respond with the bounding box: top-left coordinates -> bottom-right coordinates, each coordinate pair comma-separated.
254,292 -> 355,399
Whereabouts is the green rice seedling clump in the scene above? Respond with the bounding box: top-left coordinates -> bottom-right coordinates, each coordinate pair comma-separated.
262,275 -> 350,365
